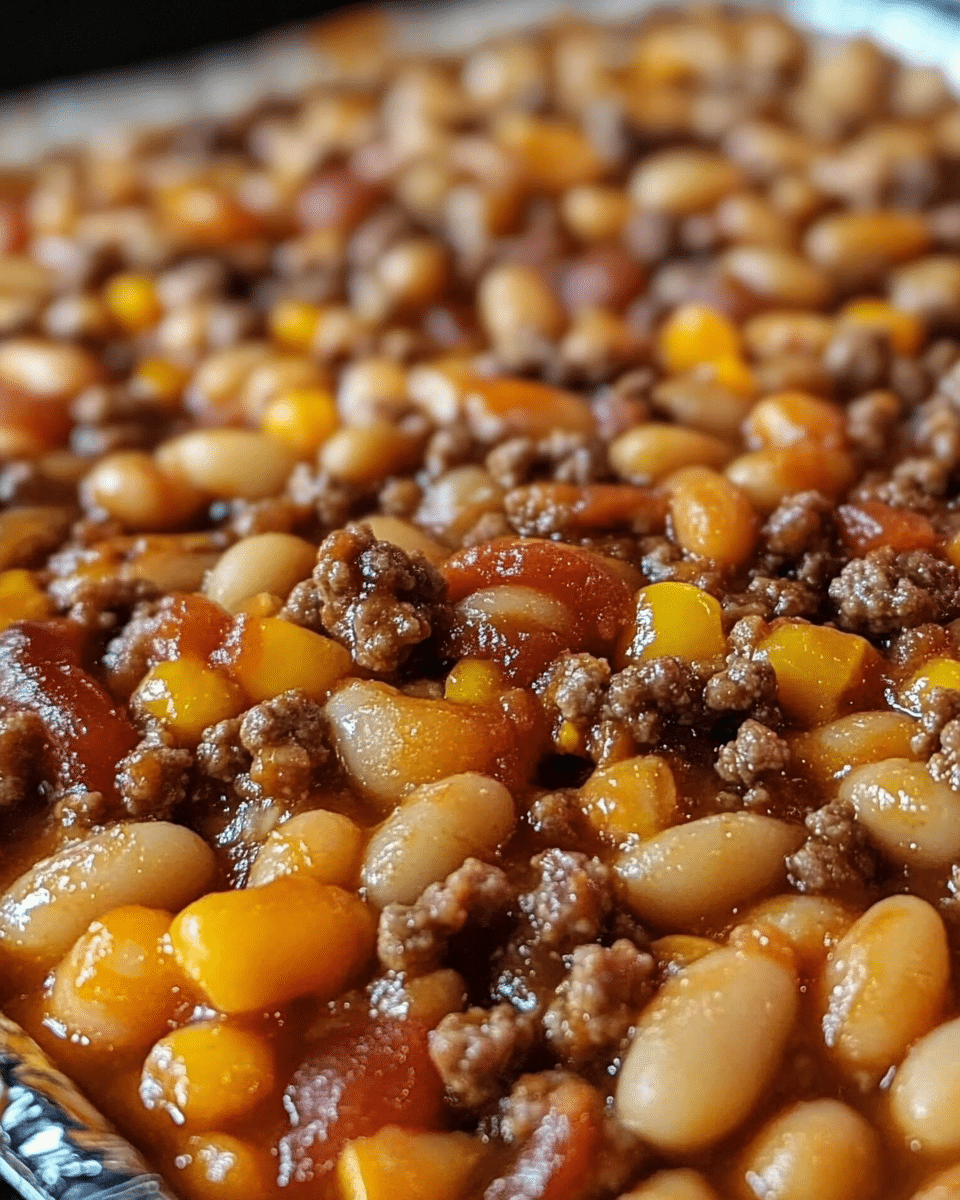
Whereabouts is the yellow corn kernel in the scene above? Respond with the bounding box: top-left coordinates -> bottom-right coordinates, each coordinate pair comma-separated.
261,386 -> 340,458
650,934 -> 718,973
900,657 -> 960,715
130,356 -> 190,408
947,530 -> 960,571
580,754 -> 678,843
137,658 -> 247,746
228,616 -> 351,704
269,299 -> 323,351
444,657 -> 504,705
761,622 -> 878,727
104,272 -> 163,333
659,303 -> 742,373
338,1127 -> 488,1200
839,298 -> 925,357
695,354 -> 756,397
0,568 -> 53,631
620,581 -> 726,666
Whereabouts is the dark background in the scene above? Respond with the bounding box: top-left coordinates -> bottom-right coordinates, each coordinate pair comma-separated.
0,0 -> 352,96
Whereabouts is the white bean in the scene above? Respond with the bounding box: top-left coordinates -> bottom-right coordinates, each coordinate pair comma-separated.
0,823 -> 215,966
819,894 -> 949,1087
156,429 -> 295,500
623,1169 -> 720,1200
204,532 -> 316,612
360,515 -> 448,566
615,946 -> 798,1154
0,336 -> 99,398
616,813 -> 803,931
838,758 -> 960,867
908,1165 -> 960,1200
248,809 -> 363,888
362,773 -> 515,907
740,894 -> 854,975
733,1098 -> 881,1200
890,1017 -> 960,1155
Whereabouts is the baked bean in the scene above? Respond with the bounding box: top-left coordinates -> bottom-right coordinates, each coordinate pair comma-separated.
908,1165 -> 960,1200
360,515 -> 448,565
805,212 -> 931,281
741,894 -> 854,975
725,443 -> 855,513
476,264 -> 566,365
743,311 -> 834,359
495,113 -> 605,192
839,758 -> 960,868
0,823 -> 215,966
248,809 -> 363,889
240,354 -> 327,423
615,946 -> 798,1153
724,120 -> 813,180
374,237 -> 449,313
652,378 -> 753,439
622,1170 -> 719,1200
156,429 -> 295,501
715,192 -> 793,247
203,532 -> 316,613
561,184 -> 631,242
81,451 -> 207,531
319,420 -> 424,485
733,1099 -> 882,1200
889,255 -> 960,325
721,246 -> 831,308
890,1017 -> 960,1155
789,711 -> 919,788
630,149 -> 743,215
362,772 -> 515,907
819,894 -> 950,1086
0,336 -> 99,398
667,466 -> 759,566
743,392 -> 846,450
610,423 -> 734,484
616,812 -> 802,930
184,342 -> 271,418
337,357 -> 410,425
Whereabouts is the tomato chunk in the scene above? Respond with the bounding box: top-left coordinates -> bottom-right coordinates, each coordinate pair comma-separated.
0,619 -> 138,800
276,1016 -> 445,1192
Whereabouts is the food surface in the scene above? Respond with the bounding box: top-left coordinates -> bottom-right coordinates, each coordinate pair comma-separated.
4,4 -> 960,1198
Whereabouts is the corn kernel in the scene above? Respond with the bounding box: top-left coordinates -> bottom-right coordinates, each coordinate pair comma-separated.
104,272 -> 163,333
900,657 -> 960,716
130,357 -> 190,408
444,657 -> 504,705
0,568 -> 53,631
619,581 -> 726,666
761,622 -> 879,727
946,530 -> 960,571
840,298 -> 925,357
659,303 -> 742,373
137,657 -> 247,746
269,299 -> 323,351
557,720 -> 583,755
338,1127 -> 487,1200
140,1021 -> 275,1128
261,386 -> 340,458
580,754 -> 678,843
226,616 -> 351,703
694,355 -> 756,397
169,876 -> 375,1013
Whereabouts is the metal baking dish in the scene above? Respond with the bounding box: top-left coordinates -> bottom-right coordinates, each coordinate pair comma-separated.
1,1 -> 960,1196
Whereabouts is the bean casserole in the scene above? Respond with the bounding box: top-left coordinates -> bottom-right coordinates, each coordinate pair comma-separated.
3,5 -> 960,1198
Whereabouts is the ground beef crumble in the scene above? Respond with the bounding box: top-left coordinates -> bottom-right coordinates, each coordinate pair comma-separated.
786,799 -> 878,895
428,1003 -> 538,1110
829,547 -> 960,634
715,719 -> 791,788
284,522 -> 447,673
0,708 -> 46,809
115,732 -> 192,819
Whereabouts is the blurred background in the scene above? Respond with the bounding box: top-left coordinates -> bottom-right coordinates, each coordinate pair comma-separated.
0,0 -> 351,93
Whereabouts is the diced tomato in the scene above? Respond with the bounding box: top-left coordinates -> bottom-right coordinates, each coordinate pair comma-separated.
0,619 -> 138,800
837,501 -> 937,555
442,538 -> 634,649
276,1016 -> 445,1193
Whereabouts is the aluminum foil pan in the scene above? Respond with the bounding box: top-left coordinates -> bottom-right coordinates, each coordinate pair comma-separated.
1,1 -> 960,1197
0,1014 -> 176,1199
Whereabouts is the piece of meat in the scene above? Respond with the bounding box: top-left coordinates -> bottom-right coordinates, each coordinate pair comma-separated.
286,522 -> 447,673
543,940 -> 654,1068
115,732 -> 192,818
428,1003 -> 538,1110
715,719 -> 791,788
785,799 -> 877,894
829,547 -> 960,634
377,858 -> 515,977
